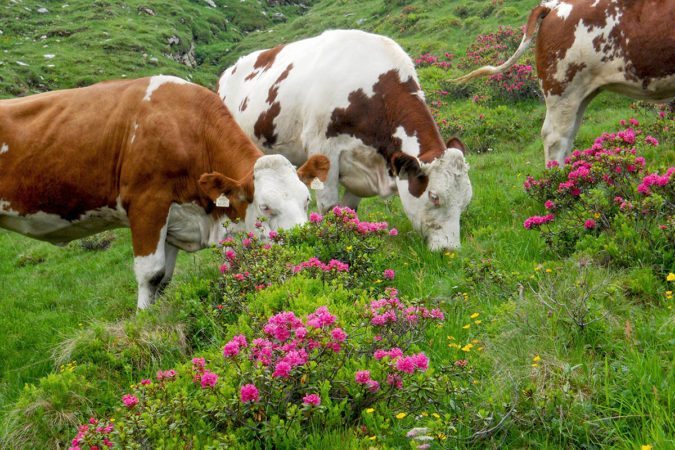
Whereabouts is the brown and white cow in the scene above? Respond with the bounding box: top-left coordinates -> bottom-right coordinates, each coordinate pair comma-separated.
453,0 -> 675,164
0,76 -> 329,309
218,30 -> 473,251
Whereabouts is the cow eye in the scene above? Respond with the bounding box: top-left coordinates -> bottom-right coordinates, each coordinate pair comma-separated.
260,204 -> 273,214
428,191 -> 440,207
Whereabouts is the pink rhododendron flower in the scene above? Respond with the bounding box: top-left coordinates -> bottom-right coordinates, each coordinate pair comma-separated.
383,269 -> 395,280
200,371 -> 218,388
523,214 -> 555,229
366,379 -> 380,392
355,370 -> 371,384
269,230 -> 279,239
544,200 -> 555,210
240,384 -> 259,403
309,212 -> 323,223
395,356 -> 416,374
219,263 -> 230,273
412,353 -> 429,371
273,361 -> 292,378
303,393 -> 321,406
225,249 -> 236,261
584,219 -> 597,229
140,379 -> 151,386
331,327 -> 347,342
122,394 -> 139,408
645,135 -> 659,146
192,357 -> 206,368
389,228 -> 399,236
223,341 -> 241,357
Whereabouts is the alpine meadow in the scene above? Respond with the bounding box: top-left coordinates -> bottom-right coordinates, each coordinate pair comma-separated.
0,0 -> 673,449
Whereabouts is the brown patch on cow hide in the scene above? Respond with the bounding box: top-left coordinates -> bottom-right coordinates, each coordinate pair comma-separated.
254,102 -> 281,148
326,69 -> 445,171
253,44 -> 286,72
616,0 -> 675,87
267,64 -> 294,104
239,97 -> 249,112
244,71 -> 259,81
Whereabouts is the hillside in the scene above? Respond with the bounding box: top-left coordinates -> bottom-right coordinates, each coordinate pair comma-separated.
1,0 -> 673,448
0,0 -> 314,97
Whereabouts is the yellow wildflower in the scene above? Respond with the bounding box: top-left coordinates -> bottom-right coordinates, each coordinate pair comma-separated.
477,346 -> 484,351
471,339 -> 480,344
470,312 -> 480,319
533,355 -> 541,362
438,433 -> 447,440
448,343 -> 460,349
666,290 -> 672,299
474,320 -> 482,325
463,324 -> 471,329
421,411 -> 428,417
545,268 -> 552,273
532,363 -> 539,368
365,408 -> 375,414
461,343 -> 474,352
593,212 -> 601,219
667,272 -> 675,282
432,413 -> 441,419
395,412 -> 407,419
447,336 -> 455,340
368,435 -> 377,441
641,445 -> 652,450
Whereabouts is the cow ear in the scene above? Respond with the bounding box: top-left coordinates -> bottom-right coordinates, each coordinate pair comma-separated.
199,172 -> 250,205
297,154 -> 330,186
445,136 -> 467,153
391,152 -> 429,198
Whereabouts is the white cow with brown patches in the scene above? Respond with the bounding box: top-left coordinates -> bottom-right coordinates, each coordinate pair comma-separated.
0,76 -> 329,309
219,30 -> 473,251
454,0 -> 675,164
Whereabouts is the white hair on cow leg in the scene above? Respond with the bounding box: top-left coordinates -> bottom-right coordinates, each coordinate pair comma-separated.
0,143 -> 8,154
133,220 -> 169,309
143,75 -> 190,102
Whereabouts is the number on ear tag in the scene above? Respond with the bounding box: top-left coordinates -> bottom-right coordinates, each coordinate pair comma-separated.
216,194 -> 230,208
310,177 -> 324,190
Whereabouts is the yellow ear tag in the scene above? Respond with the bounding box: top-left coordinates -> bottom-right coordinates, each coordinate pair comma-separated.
310,177 -> 324,190
216,194 -> 230,208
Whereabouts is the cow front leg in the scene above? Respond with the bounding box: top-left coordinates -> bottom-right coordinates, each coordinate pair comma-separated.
156,242 -> 179,296
341,190 -> 362,211
314,154 -> 341,214
129,206 -> 171,309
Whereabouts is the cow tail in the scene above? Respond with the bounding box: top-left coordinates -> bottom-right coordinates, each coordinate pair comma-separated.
450,5 -> 550,83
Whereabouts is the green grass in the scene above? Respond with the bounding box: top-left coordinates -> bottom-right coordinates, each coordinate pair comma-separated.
1,0 -> 674,448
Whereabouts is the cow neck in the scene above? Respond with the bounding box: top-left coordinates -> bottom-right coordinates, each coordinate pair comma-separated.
202,101 -> 263,183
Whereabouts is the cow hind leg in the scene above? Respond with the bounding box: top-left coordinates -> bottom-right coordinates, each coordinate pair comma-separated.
541,95 -> 584,165
541,90 -> 600,165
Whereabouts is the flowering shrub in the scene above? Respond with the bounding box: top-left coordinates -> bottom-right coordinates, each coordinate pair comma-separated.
68,418 -> 114,450
524,121 -> 674,272
81,298 -> 449,447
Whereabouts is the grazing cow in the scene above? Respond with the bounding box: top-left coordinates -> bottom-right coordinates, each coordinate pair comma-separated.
218,30 -> 473,251
0,76 -> 329,309
453,0 -> 675,164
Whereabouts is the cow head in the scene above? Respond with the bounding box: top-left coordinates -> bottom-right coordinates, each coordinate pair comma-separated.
200,154 -> 329,238
391,138 -> 472,251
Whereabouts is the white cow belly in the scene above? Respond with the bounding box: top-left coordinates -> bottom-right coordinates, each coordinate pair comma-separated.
0,199 -> 129,244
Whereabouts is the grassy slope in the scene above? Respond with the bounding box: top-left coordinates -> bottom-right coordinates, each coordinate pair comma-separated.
0,0 -> 313,97
1,0 -> 673,447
